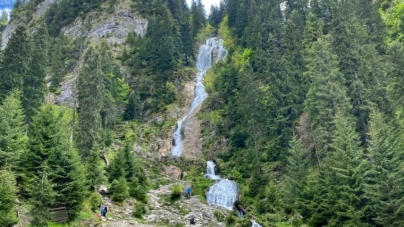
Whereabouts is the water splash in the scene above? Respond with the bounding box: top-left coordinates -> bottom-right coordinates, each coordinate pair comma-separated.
206,179 -> 238,210
171,38 -> 227,156
204,160 -> 238,210
251,220 -> 262,227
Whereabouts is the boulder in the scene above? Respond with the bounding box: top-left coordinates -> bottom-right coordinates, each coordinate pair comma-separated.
162,165 -> 182,180
98,185 -> 108,194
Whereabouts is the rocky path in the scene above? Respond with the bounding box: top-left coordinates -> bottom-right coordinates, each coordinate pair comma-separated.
98,181 -> 227,227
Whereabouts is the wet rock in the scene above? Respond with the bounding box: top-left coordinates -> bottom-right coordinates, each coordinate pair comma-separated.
98,185 -> 108,195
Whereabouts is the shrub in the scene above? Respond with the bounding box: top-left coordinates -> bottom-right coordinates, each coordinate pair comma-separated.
170,184 -> 183,201
88,192 -> 102,212
226,214 -> 236,225
132,202 -> 146,218
110,177 -> 129,202
214,211 -> 225,222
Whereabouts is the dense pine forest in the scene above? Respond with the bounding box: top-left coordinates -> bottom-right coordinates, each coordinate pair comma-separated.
1,0 -> 404,226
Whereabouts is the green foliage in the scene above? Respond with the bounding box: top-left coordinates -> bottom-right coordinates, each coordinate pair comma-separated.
132,202 -> 146,218
361,108 -> 404,226
213,211 -> 225,222
283,135 -> 309,211
304,39 -> 352,155
170,184 -> 183,201
110,177 -> 129,202
23,106 -> 86,219
0,170 -> 18,227
29,170 -> 56,227
191,176 -> 211,197
226,213 -> 236,225
45,0 -> 105,37
77,46 -> 104,159
0,25 -> 30,102
88,192 -> 102,212
0,91 -> 27,169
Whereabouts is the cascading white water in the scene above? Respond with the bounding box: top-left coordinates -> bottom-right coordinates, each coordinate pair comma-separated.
205,160 -> 238,210
207,179 -> 238,210
171,38 -> 227,156
251,220 -> 262,227
205,160 -> 221,180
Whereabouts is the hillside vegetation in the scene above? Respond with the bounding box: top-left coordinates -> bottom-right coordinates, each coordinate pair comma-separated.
1,0 -> 404,227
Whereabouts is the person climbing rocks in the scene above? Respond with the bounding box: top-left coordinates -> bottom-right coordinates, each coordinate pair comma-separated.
186,187 -> 191,199
100,204 -> 106,218
190,215 -> 196,225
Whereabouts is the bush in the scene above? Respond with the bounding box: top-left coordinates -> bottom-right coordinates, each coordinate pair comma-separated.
132,202 -> 146,218
192,176 -> 211,196
88,192 -> 102,212
214,211 -> 225,222
226,214 -> 236,225
110,177 -> 129,202
129,182 -> 148,203
170,184 -> 183,201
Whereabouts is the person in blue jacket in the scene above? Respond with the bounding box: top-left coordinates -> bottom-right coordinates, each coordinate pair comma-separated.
100,204 -> 105,218
186,187 -> 191,199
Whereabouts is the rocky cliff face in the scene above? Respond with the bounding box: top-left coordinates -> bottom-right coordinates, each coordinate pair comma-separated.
2,0 -> 148,107
55,0 -> 147,107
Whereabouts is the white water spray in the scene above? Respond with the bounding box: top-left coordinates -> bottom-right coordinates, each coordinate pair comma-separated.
251,220 -> 262,227
205,160 -> 221,180
171,38 -> 227,156
205,161 -> 238,210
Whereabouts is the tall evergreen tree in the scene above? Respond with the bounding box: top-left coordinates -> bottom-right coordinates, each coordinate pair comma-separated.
77,46 -> 104,159
330,0 -> 389,142
0,169 -> 18,227
190,0 -> 206,35
0,25 -> 30,102
361,108 -> 404,226
304,40 -> 352,158
283,135 -> 310,212
29,170 -> 56,227
0,91 -> 27,168
24,23 -> 49,124
314,112 -> 364,226
24,106 -> 86,219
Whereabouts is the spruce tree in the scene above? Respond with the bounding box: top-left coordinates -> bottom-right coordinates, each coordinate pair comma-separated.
77,46 -> 104,158
0,169 -> 18,227
303,40 -> 351,158
330,0 -> 389,141
316,112 -> 364,226
361,108 -> 404,226
0,25 -> 30,102
24,23 -> 48,124
29,170 -> 56,227
24,106 -> 86,219
0,91 -> 27,168
283,135 -> 310,212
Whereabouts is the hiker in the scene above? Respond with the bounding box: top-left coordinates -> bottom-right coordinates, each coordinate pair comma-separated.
186,187 -> 191,198
100,204 -> 105,218
104,206 -> 108,218
190,215 -> 196,225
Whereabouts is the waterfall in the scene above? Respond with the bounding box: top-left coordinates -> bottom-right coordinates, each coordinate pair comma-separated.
251,220 -> 262,227
205,160 -> 221,180
171,38 -> 227,156
205,161 -> 238,210
206,179 -> 238,210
